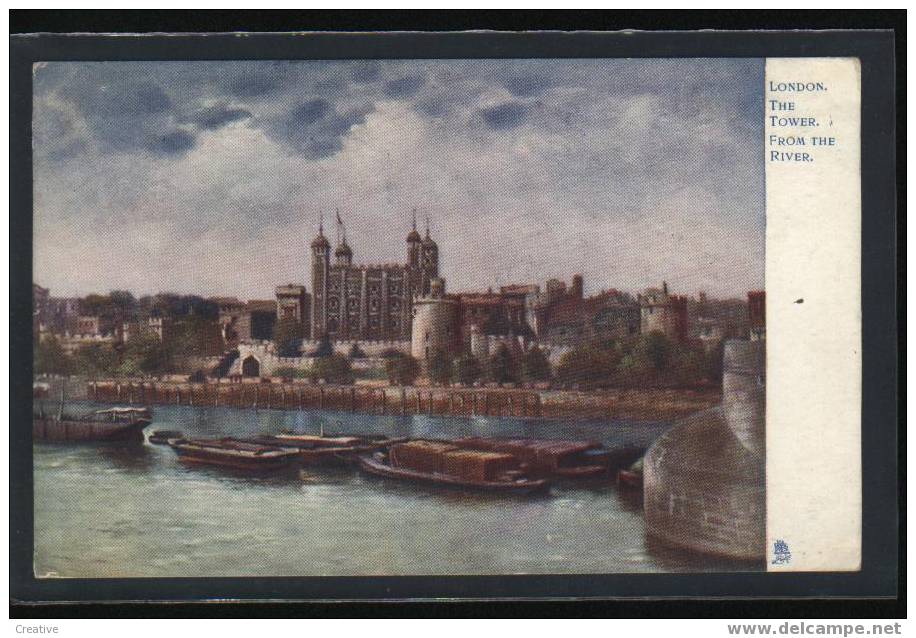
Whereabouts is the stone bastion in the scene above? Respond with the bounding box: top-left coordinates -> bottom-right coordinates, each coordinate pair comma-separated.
643,339 -> 765,561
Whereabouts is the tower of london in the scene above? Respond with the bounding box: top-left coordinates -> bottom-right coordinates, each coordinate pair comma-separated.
311,213 -> 439,342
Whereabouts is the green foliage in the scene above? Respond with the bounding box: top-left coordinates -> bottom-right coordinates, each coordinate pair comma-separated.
427,349 -> 453,386
672,346 -> 706,386
554,332 -> 717,388
120,332 -> 172,377
353,366 -> 388,381
348,342 -> 367,359
486,343 -> 518,384
169,316 -> 223,357
310,353 -> 354,385
272,366 -> 307,379
34,336 -> 72,376
309,333 -> 334,358
385,352 -> 420,386
71,343 -> 118,379
453,354 -> 482,387
639,330 -> 673,371
520,347 -> 552,382
273,318 -> 304,357
555,342 -> 620,388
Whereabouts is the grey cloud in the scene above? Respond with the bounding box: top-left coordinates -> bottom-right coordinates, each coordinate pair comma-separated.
383,74 -> 426,98
189,105 -> 253,130
504,75 -> 551,97
225,72 -> 283,99
480,101 -> 529,130
33,104 -> 88,162
148,130 -> 196,156
350,62 -> 381,83
56,76 -> 196,157
267,98 -> 371,160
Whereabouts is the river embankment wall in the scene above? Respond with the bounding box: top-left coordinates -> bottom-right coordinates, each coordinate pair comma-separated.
82,380 -> 720,421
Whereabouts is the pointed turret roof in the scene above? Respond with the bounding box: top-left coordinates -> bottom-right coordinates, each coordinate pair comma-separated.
407,208 -> 421,242
311,214 -> 330,248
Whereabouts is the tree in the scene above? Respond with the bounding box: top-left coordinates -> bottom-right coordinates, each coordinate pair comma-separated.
672,346 -> 706,386
71,342 -> 118,379
520,346 -> 552,382
487,343 -> 517,384
273,318 -> 304,357
639,330 -> 673,372
614,351 -> 653,386
309,333 -> 334,358
34,336 -> 72,376
348,342 -> 367,359
310,353 -> 353,385
273,366 -> 306,379
121,332 -> 172,377
427,349 -> 453,386
555,343 -> 619,388
453,354 -> 482,387
385,352 -> 420,386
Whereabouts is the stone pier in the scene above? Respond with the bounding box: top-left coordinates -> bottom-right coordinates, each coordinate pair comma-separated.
643,339 -> 766,561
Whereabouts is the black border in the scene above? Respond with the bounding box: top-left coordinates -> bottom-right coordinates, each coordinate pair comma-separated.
10,15 -> 902,615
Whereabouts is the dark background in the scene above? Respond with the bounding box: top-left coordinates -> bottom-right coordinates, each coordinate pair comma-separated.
9,10 -> 904,618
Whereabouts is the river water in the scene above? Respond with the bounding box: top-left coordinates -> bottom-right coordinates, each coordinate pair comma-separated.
33,402 -> 750,577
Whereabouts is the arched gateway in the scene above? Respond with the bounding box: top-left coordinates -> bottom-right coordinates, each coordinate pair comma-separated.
241,355 -> 260,378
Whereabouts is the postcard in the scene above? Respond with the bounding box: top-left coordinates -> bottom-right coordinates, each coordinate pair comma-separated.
12,31 -> 896,600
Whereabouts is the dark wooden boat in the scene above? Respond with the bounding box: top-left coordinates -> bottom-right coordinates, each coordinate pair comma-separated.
359,453 -> 549,494
169,437 -> 300,471
234,433 -> 404,466
456,437 -> 613,479
33,407 -> 152,442
359,441 -> 550,494
148,429 -> 185,445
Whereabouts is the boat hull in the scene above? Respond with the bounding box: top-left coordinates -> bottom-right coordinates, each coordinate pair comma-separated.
617,469 -> 643,488
358,455 -> 550,494
170,441 -> 300,472
33,417 -> 149,443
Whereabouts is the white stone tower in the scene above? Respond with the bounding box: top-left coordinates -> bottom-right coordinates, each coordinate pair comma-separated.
410,277 -> 458,364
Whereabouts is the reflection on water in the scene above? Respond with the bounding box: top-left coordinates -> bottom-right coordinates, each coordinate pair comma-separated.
33,402 -> 760,578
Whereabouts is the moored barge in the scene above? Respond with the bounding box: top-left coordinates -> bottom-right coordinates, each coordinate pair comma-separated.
358,440 -> 550,494
168,437 -> 300,471
148,429 -> 185,445
33,407 -> 152,442
232,433 -> 404,466
456,437 -> 615,479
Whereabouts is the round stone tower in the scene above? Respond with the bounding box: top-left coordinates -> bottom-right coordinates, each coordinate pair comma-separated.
643,339 -> 766,561
722,339 -> 766,457
410,277 -> 458,364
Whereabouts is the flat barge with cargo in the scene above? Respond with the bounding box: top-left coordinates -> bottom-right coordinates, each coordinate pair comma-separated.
358,440 -> 550,494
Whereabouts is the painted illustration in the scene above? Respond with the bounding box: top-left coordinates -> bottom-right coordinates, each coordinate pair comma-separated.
31,59 -> 766,577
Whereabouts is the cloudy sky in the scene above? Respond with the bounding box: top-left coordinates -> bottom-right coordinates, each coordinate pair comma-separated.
33,59 -> 764,300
